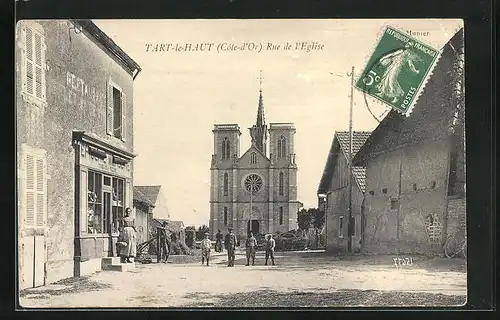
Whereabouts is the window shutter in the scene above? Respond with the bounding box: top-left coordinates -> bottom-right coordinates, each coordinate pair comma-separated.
34,32 -> 43,99
80,170 -> 88,233
106,80 -> 113,135
41,34 -> 47,101
25,27 -> 34,96
25,154 -> 35,226
35,157 -> 45,227
121,92 -> 126,141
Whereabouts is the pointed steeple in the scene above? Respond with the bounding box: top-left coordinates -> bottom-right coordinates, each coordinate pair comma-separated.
249,70 -> 268,155
256,89 -> 265,127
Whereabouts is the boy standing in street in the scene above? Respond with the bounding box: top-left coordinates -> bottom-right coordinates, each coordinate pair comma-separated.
245,232 -> 257,266
225,227 -> 238,267
265,234 -> 276,266
201,233 -> 211,266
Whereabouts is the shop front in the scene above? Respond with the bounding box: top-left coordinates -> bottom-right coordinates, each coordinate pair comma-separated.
72,131 -> 135,276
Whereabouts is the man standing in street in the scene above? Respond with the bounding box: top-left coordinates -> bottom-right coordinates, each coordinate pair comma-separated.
265,234 -> 276,266
158,221 -> 171,263
225,227 -> 237,267
245,232 -> 257,266
215,229 -> 223,252
200,233 -> 212,266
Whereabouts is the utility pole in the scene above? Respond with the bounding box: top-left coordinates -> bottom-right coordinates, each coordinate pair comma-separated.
347,66 -> 354,253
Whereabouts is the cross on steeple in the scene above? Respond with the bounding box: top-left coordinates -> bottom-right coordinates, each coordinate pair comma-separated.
258,69 -> 264,91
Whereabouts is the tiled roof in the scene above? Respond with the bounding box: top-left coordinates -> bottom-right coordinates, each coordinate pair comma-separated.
336,131 -> 370,193
151,218 -> 183,232
134,185 -> 161,205
133,187 -> 155,207
352,166 -> 366,193
317,131 -> 371,194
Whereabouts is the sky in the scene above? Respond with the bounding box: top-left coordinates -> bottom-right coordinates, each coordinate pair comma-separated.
94,19 -> 463,227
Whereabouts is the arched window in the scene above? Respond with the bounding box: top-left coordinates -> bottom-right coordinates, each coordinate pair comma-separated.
222,137 -> 230,159
250,152 -> 257,164
279,172 -> 284,195
223,207 -> 228,225
223,173 -> 229,196
278,135 -> 287,158
279,206 -> 284,225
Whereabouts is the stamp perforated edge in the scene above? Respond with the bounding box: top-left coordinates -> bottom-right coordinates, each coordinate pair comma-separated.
355,24 -> 442,117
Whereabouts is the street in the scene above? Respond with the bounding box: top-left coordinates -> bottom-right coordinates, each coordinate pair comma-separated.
20,250 -> 467,308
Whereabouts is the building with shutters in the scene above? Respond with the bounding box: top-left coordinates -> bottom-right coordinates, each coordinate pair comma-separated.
209,86 -> 300,241
16,20 -> 141,289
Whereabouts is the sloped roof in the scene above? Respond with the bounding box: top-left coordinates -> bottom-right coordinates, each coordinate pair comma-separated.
150,218 -> 183,233
134,185 -> 161,205
133,187 -> 155,207
73,20 -> 141,76
317,131 -> 371,194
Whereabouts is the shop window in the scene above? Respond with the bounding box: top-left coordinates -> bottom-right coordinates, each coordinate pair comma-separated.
87,171 -> 103,234
87,171 -> 125,234
112,177 -> 125,232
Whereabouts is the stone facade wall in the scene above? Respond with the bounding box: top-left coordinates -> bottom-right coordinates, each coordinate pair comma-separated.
16,20 -> 136,285
362,140 -> 449,254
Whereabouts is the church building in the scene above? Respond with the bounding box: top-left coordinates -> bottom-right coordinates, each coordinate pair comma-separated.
209,86 -> 299,240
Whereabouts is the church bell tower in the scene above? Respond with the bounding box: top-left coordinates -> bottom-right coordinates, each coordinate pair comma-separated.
249,70 -> 268,156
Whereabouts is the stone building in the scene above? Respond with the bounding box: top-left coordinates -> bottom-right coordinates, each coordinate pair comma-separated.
16,20 -> 141,289
209,88 -> 300,240
133,187 -> 155,245
352,28 -> 465,254
317,131 -> 371,253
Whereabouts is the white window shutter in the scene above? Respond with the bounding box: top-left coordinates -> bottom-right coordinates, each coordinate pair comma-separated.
121,92 -> 126,142
106,80 -> 113,135
20,25 -> 27,93
25,154 -> 35,227
25,27 -> 34,96
41,36 -> 47,101
35,157 -> 45,227
34,32 -> 43,99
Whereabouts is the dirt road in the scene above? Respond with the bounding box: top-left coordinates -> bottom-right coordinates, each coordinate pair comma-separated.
19,250 -> 467,308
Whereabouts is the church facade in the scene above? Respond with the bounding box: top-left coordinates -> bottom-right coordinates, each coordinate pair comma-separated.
209,89 -> 299,240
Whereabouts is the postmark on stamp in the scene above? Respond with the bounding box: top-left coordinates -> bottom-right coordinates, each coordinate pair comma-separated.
355,26 -> 440,116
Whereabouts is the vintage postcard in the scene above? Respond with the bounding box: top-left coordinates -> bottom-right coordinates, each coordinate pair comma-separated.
16,19 -> 465,308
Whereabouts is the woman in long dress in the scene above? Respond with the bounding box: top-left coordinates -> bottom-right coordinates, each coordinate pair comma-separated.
375,41 -> 422,103
118,208 -> 137,263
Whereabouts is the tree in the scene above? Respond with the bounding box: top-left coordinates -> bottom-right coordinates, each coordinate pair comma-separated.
196,224 -> 210,240
185,225 -> 196,248
297,208 -> 311,231
311,208 -> 325,229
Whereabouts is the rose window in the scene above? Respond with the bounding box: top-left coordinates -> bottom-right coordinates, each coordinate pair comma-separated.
244,174 -> 263,194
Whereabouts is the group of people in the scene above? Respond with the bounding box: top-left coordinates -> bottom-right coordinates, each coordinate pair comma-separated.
200,228 -> 276,267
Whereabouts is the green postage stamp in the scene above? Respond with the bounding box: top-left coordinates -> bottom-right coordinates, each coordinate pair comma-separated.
355,26 -> 440,116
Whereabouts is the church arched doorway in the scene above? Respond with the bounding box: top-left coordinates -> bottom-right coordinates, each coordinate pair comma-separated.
247,220 -> 260,235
